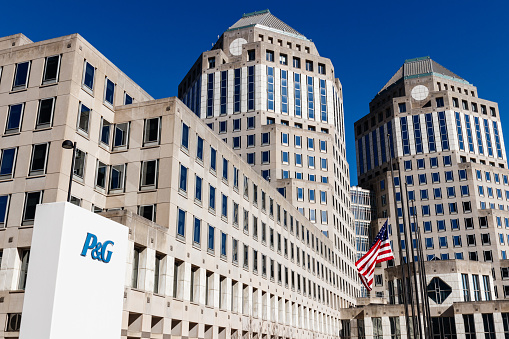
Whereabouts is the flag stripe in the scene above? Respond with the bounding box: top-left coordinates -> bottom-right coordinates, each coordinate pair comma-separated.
355,219 -> 395,291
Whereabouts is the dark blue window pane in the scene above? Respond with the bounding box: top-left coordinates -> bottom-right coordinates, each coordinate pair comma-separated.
7,104 -> 23,131
0,148 -> 16,176
0,195 -> 8,223
177,209 -> 185,237
83,62 -> 95,90
14,62 -> 30,89
105,79 -> 115,105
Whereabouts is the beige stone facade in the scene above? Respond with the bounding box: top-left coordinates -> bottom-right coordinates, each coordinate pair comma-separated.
178,10 -> 358,306
0,30 -> 349,338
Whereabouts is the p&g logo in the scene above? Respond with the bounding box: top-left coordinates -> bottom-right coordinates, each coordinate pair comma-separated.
80,233 -> 114,263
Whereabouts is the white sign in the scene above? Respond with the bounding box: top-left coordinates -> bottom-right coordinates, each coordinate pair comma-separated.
20,202 -> 128,339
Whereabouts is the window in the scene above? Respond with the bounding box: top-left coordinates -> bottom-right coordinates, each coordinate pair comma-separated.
98,118 -> 111,146
193,217 -> 201,244
208,225 -> 215,252
23,191 -> 42,224
0,195 -> 10,226
18,249 -> 30,290
266,50 -> 274,62
138,204 -> 156,222
95,161 -> 107,189
6,103 -> 24,133
140,160 -> 158,189
109,164 -> 126,192
247,153 -> 255,165
482,313 -> 496,338
124,92 -> 133,105
77,103 -> 91,134
293,57 -> 300,68
13,61 -> 30,90
194,175 -> 202,202
82,61 -> 95,92
177,208 -> 186,237
181,123 -> 189,149
29,143 -> 49,176
305,60 -> 313,72
209,185 -> 216,211
36,97 -> 55,129
210,147 -> 217,171
104,78 -> 115,106
143,117 -> 160,146
42,55 -> 61,85
179,164 -> 188,192
0,148 -> 17,179
247,116 -> 255,129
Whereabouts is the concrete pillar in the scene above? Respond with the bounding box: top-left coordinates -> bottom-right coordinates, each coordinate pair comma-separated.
473,313 -> 484,338
454,313 -> 466,339
382,316 -> 391,339
493,312 -> 504,339
364,317 -> 373,339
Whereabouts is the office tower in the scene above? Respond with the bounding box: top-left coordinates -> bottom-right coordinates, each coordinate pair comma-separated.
0,29 -> 348,338
350,186 -> 372,298
350,57 -> 509,337
178,10 -> 358,305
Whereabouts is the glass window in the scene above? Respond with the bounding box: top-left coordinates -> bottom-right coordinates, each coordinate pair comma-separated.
195,175 -> 202,202
77,103 -> 91,134
208,225 -> 215,251
140,160 -> 158,188
13,61 -> 30,90
0,195 -> 9,226
143,117 -> 160,146
177,208 -> 186,237
104,78 -> 115,105
100,118 -> 111,145
82,61 -> 95,92
23,191 -> 42,223
36,98 -> 55,129
181,123 -> 189,149
0,148 -> 17,179
29,143 -> 49,176
113,123 -> 129,149
109,164 -> 126,191
6,104 -> 24,133
42,55 -> 60,85
138,205 -> 156,222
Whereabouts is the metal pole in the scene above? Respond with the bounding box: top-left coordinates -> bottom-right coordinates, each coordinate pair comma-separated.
67,142 -> 76,202
397,166 -> 418,339
412,199 -> 432,338
387,133 -> 411,336
406,185 -> 423,338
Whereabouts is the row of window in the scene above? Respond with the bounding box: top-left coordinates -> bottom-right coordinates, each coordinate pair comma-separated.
173,208 -> 337,299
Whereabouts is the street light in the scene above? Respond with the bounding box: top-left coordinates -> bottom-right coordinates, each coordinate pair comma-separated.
61,140 -> 76,202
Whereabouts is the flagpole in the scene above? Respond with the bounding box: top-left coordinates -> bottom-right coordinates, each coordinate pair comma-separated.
397,166 -> 418,339
411,198 -> 432,338
405,183 -> 424,338
387,133 -> 411,336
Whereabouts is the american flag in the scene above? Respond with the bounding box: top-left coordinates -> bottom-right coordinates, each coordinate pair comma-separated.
355,220 -> 394,291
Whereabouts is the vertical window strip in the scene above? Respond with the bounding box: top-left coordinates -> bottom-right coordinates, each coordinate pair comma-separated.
455,112 -> 464,151
379,125 -> 387,163
438,112 -> 449,151
465,114 -> 475,152
413,115 -> 423,153
365,134 -> 371,171
294,73 -> 301,117
483,119 -> 493,157
195,76 -> 201,117
400,117 -> 410,155
474,117 -> 484,154
320,79 -> 327,122
247,66 -> 255,111
358,138 -> 364,174
387,121 -> 395,158
425,113 -> 436,152
281,70 -> 288,114
267,67 -> 274,111
234,68 -> 241,113
307,76 -> 314,119
206,73 -> 214,118
372,130 -> 379,167
220,71 -> 227,115
493,121 -> 503,158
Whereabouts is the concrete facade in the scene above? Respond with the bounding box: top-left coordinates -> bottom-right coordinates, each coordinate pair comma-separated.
178,10 -> 358,306
0,28 -> 349,338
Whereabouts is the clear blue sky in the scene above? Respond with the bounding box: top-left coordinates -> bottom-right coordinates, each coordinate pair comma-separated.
3,0 -> 508,185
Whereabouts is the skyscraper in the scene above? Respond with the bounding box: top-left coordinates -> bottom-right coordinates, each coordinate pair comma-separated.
178,10 -> 358,304
355,56 -> 509,299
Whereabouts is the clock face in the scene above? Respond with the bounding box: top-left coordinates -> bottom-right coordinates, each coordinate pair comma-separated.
411,85 -> 429,101
229,38 -> 247,56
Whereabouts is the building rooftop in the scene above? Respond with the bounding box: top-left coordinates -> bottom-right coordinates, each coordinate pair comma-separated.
227,9 -> 308,40
380,56 -> 469,93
